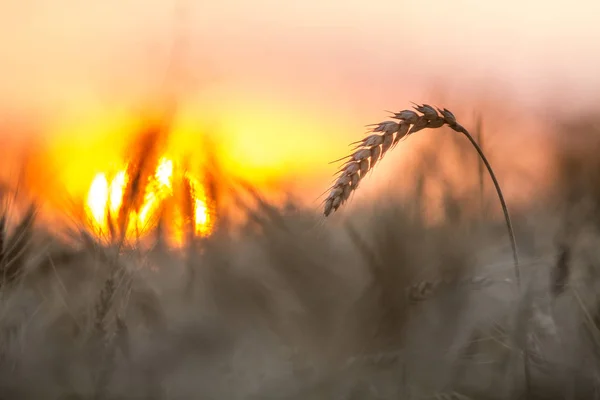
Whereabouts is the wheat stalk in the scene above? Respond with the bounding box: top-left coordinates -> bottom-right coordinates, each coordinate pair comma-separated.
323,102 -> 527,392
93,267 -> 118,400
323,104 -> 520,279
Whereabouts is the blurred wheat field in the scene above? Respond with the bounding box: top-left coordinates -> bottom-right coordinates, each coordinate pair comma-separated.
2,108 -> 600,400
3,0 -> 600,397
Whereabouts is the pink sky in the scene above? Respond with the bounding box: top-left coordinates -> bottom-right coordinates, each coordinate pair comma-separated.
1,0 -> 600,206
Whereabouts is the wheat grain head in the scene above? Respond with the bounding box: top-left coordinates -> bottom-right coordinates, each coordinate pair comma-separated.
323,104 -> 463,216
324,102 -> 529,394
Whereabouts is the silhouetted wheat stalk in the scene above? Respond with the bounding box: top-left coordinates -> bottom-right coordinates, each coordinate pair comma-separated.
323,104 -> 520,285
93,264 -> 118,400
323,103 -> 528,394
0,205 -> 35,287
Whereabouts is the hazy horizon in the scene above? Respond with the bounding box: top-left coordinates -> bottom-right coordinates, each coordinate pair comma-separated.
1,0 -> 599,209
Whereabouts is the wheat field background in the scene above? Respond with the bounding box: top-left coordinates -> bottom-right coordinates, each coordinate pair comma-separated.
3,0 -> 600,399
1,109 -> 600,399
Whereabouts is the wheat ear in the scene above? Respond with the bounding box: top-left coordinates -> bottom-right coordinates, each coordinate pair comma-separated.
323,104 -> 520,279
324,103 -> 528,392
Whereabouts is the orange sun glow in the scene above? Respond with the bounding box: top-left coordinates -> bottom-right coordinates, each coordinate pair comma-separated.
85,156 -> 212,244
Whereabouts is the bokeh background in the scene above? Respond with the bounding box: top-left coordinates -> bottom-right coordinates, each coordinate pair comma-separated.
4,3 -> 600,398
2,0 -> 600,218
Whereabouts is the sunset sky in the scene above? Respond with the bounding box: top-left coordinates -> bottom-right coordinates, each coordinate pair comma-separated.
1,0 -> 600,207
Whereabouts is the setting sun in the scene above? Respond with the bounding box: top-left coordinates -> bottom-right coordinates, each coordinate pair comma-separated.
85,155 -> 212,244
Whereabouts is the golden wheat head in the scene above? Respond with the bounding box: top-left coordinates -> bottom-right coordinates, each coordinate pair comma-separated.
323,102 -> 527,393
323,104 -> 463,216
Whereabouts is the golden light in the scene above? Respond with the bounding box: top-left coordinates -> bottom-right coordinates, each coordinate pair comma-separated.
87,173 -> 109,226
84,155 -> 213,245
109,171 -> 127,214
36,106 -> 308,242
185,173 -> 212,237
155,158 -> 173,188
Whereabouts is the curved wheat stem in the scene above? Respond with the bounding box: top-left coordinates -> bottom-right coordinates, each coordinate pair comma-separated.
323,103 -> 528,393
453,124 -> 521,285
323,104 -> 520,282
